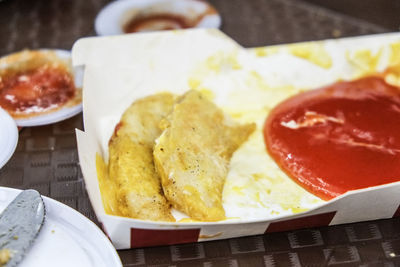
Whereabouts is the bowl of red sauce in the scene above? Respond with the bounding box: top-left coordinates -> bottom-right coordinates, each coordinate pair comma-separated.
0,49 -> 83,127
94,0 -> 221,36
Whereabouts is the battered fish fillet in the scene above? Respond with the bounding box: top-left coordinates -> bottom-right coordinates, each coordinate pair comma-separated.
108,93 -> 176,221
154,90 -> 256,221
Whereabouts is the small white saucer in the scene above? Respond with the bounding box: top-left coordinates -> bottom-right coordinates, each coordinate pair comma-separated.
95,0 -> 222,36
0,108 -> 18,169
0,49 -> 83,127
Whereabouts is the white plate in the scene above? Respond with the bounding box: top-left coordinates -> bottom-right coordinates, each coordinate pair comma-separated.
95,0 -> 222,36
0,187 -> 122,267
0,49 -> 83,127
14,102 -> 82,127
0,108 -> 18,169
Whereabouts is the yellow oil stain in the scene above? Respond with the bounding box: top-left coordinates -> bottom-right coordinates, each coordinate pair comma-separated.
178,218 -> 199,223
246,71 -> 299,100
228,53 -> 242,70
276,186 -> 313,213
199,232 -> 223,239
253,46 -> 279,57
254,191 -> 270,209
205,53 -> 221,72
390,42 -> 400,65
225,216 -> 241,220
385,42 -> 400,86
247,70 -> 270,91
229,111 -> 245,119
311,198 -> 322,204
96,153 -> 119,216
289,42 -> 332,69
252,173 -> 264,181
232,186 -> 245,196
171,29 -> 184,35
188,77 -> 201,89
205,51 -> 242,73
270,210 -> 280,215
346,48 -> 383,75
291,207 -> 309,214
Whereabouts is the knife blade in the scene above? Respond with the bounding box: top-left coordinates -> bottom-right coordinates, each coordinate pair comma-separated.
0,189 -> 45,267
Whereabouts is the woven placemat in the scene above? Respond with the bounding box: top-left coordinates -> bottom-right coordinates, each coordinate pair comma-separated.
0,0 -> 398,266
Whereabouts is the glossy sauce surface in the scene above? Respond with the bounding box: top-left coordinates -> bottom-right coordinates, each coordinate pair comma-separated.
264,76 -> 400,200
124,14 -> 189,33
0,65 -> 76,116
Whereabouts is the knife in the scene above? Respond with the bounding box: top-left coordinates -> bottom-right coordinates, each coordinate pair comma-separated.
0,190 -> 45,267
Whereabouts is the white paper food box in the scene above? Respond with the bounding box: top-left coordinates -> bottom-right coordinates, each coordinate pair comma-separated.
72,29 -> 400,249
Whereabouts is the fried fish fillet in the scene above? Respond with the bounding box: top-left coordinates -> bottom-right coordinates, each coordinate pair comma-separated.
154,90 -> 256,221
108,93 -> 176,221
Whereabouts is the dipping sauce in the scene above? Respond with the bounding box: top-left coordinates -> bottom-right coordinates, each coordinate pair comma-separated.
124,14 -> 189,33
264,76 -> 400,200
122,2 -> 218,34
0,52 -> 76,117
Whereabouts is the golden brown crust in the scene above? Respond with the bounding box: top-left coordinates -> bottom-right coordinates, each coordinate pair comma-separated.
154,90 -> 256,221
107,92 -> 176,221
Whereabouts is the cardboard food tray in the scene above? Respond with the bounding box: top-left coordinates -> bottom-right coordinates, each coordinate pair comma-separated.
72,29 -> 400,249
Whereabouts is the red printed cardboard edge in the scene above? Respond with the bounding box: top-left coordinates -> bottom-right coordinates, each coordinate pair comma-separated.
265,212 -> 337,233
131,228 -> 201,248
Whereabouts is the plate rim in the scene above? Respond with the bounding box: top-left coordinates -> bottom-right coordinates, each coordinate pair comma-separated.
0,108 -> 18,169
0,186 -> 123,267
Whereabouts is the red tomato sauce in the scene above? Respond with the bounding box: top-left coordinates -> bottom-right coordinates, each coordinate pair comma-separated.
123,5 -> 217,33
264,76 -> 400,200
0,65 -> 75,116
124,14 -> 189,33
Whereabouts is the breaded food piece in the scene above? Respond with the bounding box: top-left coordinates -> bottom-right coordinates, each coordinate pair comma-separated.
108,93 -> 176,221
154,90 -> 256,221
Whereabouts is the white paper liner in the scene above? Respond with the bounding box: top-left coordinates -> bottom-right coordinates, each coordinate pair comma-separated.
73,29 -> 400,248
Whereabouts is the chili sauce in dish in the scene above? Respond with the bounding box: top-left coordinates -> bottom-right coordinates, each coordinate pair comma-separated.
0,50 -> 77,118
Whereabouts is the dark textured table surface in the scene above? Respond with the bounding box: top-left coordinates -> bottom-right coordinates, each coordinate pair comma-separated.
0,0 -> 399,266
